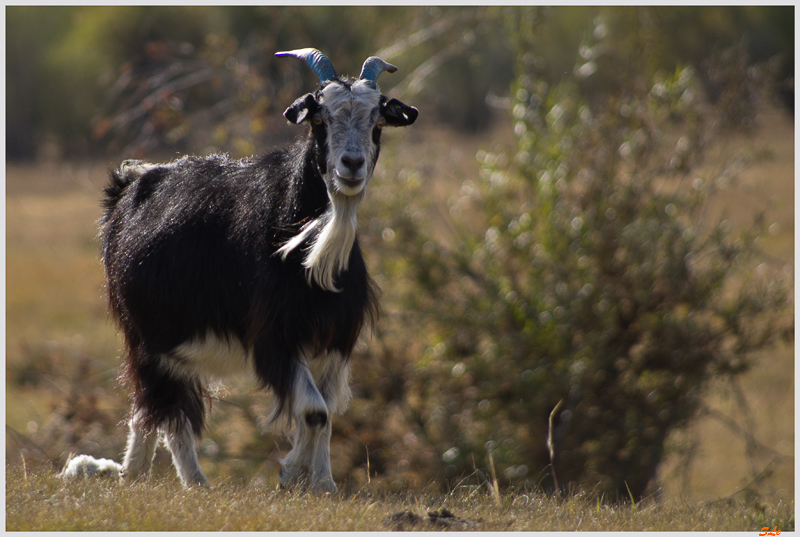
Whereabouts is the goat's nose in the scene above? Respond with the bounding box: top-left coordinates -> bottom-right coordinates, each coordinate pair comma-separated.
340,153 -> 365,175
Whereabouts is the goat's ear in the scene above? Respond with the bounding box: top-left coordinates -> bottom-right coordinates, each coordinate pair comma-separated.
380,98 -> 418,127
284,93 -> 319,125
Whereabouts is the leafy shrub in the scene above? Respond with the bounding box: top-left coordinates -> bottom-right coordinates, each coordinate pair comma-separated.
354,8 -> 793,499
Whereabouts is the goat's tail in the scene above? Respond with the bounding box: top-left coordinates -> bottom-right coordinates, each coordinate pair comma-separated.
101,160 -> 156,223
102,165 -> 132,211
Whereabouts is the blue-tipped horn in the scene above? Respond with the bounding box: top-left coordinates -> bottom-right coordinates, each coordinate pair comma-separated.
276,48 -> 337,85
359,57 -> 397,88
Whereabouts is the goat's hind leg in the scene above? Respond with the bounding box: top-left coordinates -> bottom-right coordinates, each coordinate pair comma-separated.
162,412 -> 209,487
121,410 -> 158,482
161,372 -> 209,487
124,351 -> 210,487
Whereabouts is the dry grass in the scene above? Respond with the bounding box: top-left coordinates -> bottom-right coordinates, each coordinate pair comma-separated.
5,460 -> 793,531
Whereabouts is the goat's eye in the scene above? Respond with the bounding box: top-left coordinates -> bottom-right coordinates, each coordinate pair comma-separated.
375,120 -> 385,130
312,115 -> 323,126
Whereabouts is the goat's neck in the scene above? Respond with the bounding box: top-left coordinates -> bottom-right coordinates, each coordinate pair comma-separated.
277,189 -> 363,292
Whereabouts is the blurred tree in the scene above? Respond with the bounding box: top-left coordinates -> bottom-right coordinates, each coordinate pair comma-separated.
6,7 -> 76,159
6,6 -> 792,160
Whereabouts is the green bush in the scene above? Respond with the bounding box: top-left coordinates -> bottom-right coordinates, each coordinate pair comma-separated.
356,8 -> 793,499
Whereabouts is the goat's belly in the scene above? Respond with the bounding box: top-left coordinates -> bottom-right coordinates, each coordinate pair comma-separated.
164,332 -> 252,380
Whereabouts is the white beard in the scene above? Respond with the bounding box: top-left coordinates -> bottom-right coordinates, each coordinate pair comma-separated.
276,190 -> 362,292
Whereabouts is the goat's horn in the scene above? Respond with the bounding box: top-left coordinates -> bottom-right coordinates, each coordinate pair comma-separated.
276,48 -> 337,85
359,57 -> 397,88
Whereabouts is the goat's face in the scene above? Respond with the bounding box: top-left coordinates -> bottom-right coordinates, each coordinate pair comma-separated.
285,79 -> 417,197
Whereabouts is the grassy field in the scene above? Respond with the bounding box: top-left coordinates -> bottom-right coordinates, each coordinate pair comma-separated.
5,459 -> 794,531
5,105 -> 794,530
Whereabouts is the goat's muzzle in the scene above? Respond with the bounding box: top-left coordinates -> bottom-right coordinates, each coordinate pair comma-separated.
333,152 -> 368,195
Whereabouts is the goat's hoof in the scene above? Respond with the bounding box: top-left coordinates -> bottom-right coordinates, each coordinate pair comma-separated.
278,467 -> 306,490
183,475 -> 210,489
120,468 -> 148,484
310,478 -> 337,494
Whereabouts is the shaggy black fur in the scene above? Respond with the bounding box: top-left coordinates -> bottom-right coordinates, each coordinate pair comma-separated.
100,137 -> 380,436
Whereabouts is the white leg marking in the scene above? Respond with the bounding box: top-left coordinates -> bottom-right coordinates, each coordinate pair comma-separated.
121,412 -> 158,482
279,362 -> 336,492
308,419 -> 335,492
162,414 -> 209,487
310,354 -> 352,416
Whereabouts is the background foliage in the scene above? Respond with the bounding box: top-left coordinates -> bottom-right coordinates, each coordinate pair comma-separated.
6,5 -> 794,503
361,9 -> 792,498
6,6 -> 793,160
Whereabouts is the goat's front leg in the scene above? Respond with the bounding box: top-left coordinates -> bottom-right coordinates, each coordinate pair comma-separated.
308,418 -> 335,491
280,417 -> 336,493
279,363 -> 336,493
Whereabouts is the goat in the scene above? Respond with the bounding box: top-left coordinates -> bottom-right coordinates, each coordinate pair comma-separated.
98,48 -> 417,491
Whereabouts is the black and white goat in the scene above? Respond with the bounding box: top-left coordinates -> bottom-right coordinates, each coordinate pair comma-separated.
96,48 -> 417,491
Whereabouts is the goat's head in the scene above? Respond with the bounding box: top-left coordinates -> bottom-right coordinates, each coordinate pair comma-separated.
277,48 -> 418,197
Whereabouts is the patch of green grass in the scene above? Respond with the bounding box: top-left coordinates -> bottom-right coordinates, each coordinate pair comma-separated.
6,461 -> 793,531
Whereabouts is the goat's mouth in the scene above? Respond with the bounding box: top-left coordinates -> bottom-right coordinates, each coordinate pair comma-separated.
333,172 -> 366,195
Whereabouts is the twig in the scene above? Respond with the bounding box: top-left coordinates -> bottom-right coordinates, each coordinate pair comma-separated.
487,450 -> 501,506
111,67 -> 214,130
625,481 -> 638,509
21,452 -> 28,486
699,405 -> 789,462
375,10 -> 474,61
547,399 -> 563,496
389,14 -> 487,100
6,425 -> 52,459
366,445 -> 371,485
